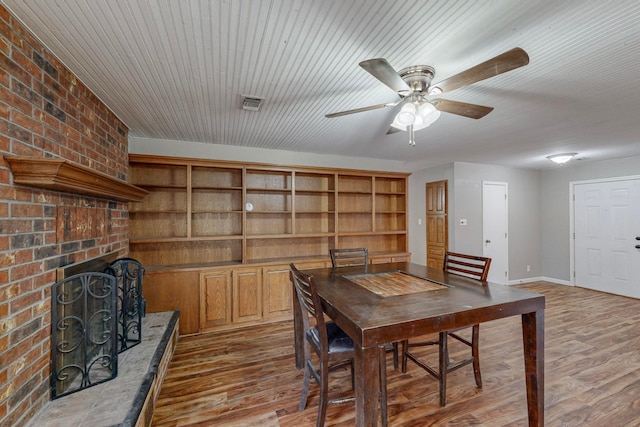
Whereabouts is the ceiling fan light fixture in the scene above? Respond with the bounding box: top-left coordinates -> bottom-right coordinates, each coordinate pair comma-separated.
395,102 -> 416,126
547,153 -> 577,164
414,102 -> 440,130
390,121 -> 406,131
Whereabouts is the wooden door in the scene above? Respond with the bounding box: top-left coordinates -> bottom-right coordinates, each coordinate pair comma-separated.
232,267 -> 263,324
262,265 -> 293,320
426,180 -> 448,269
200,269 -> 233,330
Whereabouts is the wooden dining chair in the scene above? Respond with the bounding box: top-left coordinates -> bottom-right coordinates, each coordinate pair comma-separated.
329,248 -> 399,369
329,247 -> 369,267
290,263 -> 388,427
401,251 -> 491,406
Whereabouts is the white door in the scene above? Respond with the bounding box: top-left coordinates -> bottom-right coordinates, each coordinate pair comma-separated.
483,182 -> 508,284
574,178 -> 640,298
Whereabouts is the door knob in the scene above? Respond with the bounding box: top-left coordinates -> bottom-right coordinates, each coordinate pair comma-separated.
485,240 -> 491,244
636,245 -> 640,249
636,236 -> 640,240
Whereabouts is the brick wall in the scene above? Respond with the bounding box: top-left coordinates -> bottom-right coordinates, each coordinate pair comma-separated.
0,5 -> 130,426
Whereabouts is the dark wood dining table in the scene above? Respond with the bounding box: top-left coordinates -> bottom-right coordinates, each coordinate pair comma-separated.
292,262 -> 545,427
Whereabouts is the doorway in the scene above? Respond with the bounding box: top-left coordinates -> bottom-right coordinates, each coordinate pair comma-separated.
426,180 -> 448,269
573,177 -> 640,298
482,181 -> 508,284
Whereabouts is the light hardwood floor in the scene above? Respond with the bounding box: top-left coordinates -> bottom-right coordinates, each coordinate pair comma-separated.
151,282 -> 640,426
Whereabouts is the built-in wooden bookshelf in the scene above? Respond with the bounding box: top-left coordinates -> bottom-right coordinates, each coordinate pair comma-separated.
128,154 -> 410,334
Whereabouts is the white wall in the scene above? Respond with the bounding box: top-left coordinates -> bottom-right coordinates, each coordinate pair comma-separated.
408,161 -> 541,280
410,156 -> 640,284
540,156 -> 640,281
129,137 -> 410,172
453,162 -> 541,281
408,163 -> 454,266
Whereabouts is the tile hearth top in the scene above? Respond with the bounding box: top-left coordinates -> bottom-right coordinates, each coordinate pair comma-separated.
27,311 -> 178,427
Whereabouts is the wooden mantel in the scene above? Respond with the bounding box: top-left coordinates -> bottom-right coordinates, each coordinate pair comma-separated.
4,155 -> 148,202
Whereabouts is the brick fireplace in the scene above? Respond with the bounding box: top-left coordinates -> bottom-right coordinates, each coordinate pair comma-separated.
0,5 -> 133,426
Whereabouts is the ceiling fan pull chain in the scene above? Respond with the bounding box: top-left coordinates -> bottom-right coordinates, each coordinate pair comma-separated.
409,124 -> 415,146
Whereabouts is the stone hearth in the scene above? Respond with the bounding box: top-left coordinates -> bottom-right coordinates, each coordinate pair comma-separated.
27,311 -> 179,427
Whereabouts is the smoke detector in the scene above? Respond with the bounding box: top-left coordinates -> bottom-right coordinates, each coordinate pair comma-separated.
242,95 -> 264,111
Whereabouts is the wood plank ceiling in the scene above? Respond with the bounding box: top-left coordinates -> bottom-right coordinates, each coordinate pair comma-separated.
3,0 -> 640,170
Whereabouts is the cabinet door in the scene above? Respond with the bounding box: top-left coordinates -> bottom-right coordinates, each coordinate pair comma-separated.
147,270 -> 200,335
262,265 -> 293,320
200,270 -> 233,330
232,267 -> 263,324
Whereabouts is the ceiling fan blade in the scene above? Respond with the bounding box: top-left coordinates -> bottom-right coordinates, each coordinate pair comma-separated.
325,100 -> 400,118
432,98 -> 494,119
359,58 -> 411,95
430,47 -> 529,95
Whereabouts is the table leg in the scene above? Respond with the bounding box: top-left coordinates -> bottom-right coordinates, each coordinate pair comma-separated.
354,344 -> 380,427
522,309 -> 544,427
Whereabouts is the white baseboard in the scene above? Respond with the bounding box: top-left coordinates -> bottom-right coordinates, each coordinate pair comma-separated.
508,276 -> 573,286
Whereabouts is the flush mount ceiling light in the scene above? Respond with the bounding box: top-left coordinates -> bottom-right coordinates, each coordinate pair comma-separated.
547,153 -> 577,164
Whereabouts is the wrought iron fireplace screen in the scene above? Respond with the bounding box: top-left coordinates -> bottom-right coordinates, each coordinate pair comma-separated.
51,253 -> 146,399
51,272 -> 118,399
105,258 -> 145,353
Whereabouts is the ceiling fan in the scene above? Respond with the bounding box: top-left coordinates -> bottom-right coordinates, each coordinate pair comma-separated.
326,48 -> 529,145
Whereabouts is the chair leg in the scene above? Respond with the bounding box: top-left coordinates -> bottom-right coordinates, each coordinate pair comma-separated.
317,360 -> 329,427
392,342 -> 399,370
438,331 -> 448,407
379,346 -> 388,427
299,361 -> 312,411
471,324 -> 482,388
400,340 -> 408,373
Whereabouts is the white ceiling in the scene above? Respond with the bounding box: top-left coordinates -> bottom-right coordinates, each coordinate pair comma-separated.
3,0 -> 640,170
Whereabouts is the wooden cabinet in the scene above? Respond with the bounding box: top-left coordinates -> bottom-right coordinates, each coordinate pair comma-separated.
129,154 -> 410,333
144,269 -> 200,335
232,267 -> 263,324
200,269 -> 232,330
262,261 -> 329,322
198,262 -> 328,333
200,267 -> 262,332
370,254 -> 411,264
263,265 -> 294,321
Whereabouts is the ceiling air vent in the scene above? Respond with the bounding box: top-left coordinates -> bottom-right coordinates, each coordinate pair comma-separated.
242,96 -> 264,111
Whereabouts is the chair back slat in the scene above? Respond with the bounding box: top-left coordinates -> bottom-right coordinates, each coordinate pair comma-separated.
443,252 -> 491,281
330,247 -> 368,267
